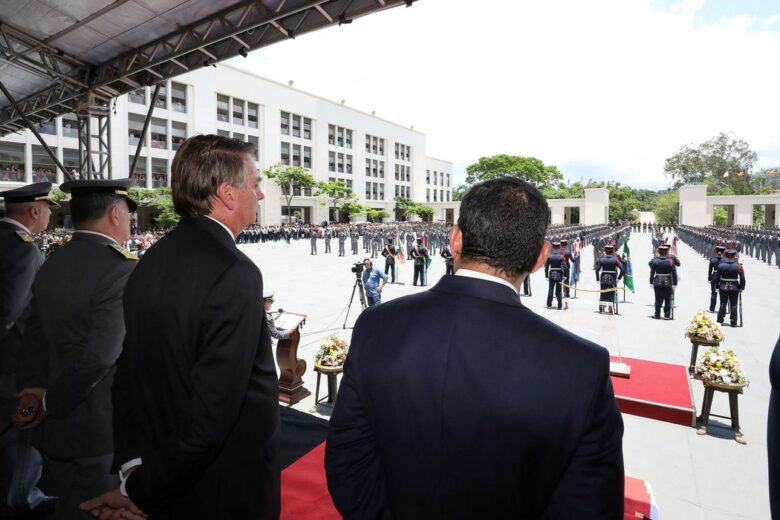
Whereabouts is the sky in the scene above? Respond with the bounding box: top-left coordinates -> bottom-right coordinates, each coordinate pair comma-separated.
229,0 -> 780,190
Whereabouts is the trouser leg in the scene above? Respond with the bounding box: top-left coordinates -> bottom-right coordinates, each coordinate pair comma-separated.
729,292 -> 739,325
0,410 -> 46,515
546,280 -> 554,307
663,287 -> 672,318
653,286 -> 662,318
717,290 -> 728,323
555,281 -> 562,308
710,283 -> 718,312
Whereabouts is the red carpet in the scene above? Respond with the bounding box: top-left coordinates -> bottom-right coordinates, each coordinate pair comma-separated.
281,442 -> 655,519
610,356 -> 695,427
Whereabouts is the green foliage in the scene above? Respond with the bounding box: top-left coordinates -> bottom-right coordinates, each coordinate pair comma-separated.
48,188 -> 68,203
465,154 -> 563,188
394,196 -> 432,220
664,132 -> 757,195
264,164 -> 316,220
315,180 -> 355,222
340,201 -> 366,219
365,208 -> 390,222
393,196 -> 414,220
413,204 -> 434,221
452,184 -> 469,201
713,206 -> 728,226
654,190 -> 679,225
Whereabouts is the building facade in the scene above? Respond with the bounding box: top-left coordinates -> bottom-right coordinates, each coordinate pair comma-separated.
0,63 -> 452,225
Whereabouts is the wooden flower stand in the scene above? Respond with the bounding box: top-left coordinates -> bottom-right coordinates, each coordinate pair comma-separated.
688,337 -> 720,374
697,379 -> 746,444
311,363 -> 343,412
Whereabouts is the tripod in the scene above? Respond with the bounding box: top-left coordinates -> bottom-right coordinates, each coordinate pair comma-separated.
343,274 -> 368,328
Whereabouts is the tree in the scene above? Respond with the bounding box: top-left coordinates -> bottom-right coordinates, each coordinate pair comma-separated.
365,208 -> 390,222
394,196 -> 414,221
664,132 -> 757,195
465,154 -> 563,188
452,184 -> 469,201
264,164 -> 316,222
316,180 -> 353,222
340,200 -> 366,221
654,190 -> 679,225
413,204 -> 434,222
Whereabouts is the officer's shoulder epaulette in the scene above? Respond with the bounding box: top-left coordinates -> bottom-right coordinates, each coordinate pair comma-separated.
15,230 -> 34,243
109,243 -> 139,260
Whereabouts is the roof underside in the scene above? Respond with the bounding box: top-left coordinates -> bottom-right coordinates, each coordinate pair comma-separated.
0,0 -> 406,135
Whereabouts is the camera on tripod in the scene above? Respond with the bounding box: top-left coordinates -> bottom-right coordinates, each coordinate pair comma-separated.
351,262 -> 364,275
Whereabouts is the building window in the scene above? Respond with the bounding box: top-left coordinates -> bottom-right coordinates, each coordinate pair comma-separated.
281,142 -> 290,165
171,82 -> 186,112
217,95 -> 230,122
337,153 -> 344,173
394,143 -> 399,159
433,190 -> 437,202
31,145 -> 57,183
154,85 -> 166,109
346,179 -> 352,189
129,155 -> 146,186
446,173 -> 450,187
434,172 -> 438,185
446,191 -> 450,202
303,146 -> 311,169
346,129 -> 352,148
128,114 -> 145,147
378,138 -> 384,155
365,136 -> 371,153
63,148 -> 79,179
426,188 -> 430,202
303,118 -> 311,140
233,99 -> 245,126
395,164 -> 399,181
379,184 -> 384,200
61,113 -> 78,139
291,114 -> 300,137
372,159 -> 377,177
426,169 -> 430,184
217,129 -> 230,137
365,158 -> 371,176
129,89 -> 145,104
346,154 -> 352,174
233,132 -> 245,142
152,158 -> 168,188
395,185 -> 400,197
337,127 -> 344,147
329,151 -> 336,172
171,122 -> 187,151
328,125 -> 335,145
441,189 -> 444,202
378,161 -> 384,178
372,183 -> 378,200
247,103 -> 258,128
150,118 -> 167,149
292,144 -> 301,166
365,183 -> 371,200
406,166 -> 410,182
372,136 -> 378,154
280,111 -> 290,135
247,136 -> 259,160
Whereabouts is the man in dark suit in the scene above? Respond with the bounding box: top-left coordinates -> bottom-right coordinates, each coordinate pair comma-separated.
0,183 -> 56,515
326,177 -> 624,519
82,135 -> 280,519
769,333 -> 780,518
13,179 -> 138,519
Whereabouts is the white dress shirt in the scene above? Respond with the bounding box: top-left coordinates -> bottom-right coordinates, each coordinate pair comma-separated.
455,268 -> 519,293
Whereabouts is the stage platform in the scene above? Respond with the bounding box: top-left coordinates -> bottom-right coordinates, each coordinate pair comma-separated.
610,356 -> 696,427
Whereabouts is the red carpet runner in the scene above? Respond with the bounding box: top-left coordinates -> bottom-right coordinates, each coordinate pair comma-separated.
280,442 -> 656,519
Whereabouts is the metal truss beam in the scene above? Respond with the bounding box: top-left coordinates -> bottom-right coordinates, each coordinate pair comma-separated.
0,0 -> 405,136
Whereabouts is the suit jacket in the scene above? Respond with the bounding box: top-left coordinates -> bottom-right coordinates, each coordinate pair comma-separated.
326,275 -> 624,519
769,333 -> 780,519
16,232 -> 136,458
114,216 -> 280,519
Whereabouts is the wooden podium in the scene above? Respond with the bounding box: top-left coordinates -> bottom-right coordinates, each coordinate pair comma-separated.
275,312 -> 310,405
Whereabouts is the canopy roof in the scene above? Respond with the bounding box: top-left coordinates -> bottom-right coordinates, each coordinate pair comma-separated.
0,0 -> 407,135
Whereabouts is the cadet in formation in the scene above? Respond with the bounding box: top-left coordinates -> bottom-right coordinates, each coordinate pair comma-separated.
381,238 -> 398,283
440,242 -> 454,276
544,240 -> 568,310
410,236 -> 430,286
714,248 -> 746,327
707,244 -> 726,313
649,243 -> 678,320
594,243 -> 624,314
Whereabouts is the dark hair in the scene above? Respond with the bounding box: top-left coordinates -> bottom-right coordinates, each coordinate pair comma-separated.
171,135 -> 256,217
70,194 -> 122,227
458,177 -> 549,277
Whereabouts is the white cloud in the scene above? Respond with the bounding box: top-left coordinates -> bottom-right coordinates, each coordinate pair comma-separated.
231,0 -> 780,190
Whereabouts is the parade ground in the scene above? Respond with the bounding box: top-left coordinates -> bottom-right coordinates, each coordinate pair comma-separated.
239,230 -> 777,519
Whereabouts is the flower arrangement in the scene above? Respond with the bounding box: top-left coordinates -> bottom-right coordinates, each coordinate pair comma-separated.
315,335 -> 350,368
685,312 -> 723,343
695,347 -> 748,387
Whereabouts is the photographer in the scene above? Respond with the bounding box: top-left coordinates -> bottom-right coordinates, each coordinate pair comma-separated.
361,258 -> 387,307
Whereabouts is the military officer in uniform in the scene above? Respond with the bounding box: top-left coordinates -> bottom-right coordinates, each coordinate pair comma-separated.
0,183 -> 57,516
707,244 -> 726,312
350,227 -> 359,255
13,179 -> 137,520
381,238 -> 398,283
263,290 -> 291,341
714,249 -> 746,327
337,229 -> 347,256
441,242 -> 455,276
324,226 -> 332,254
410,236 -> 430,286
649,244 -> 678,320
559,238 -> 573,298
595,243 -> 623,314
310,227 -> 318,255
544,240 -> 568,309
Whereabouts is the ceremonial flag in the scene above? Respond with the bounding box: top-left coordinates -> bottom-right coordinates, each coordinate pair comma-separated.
622,239 -> 635,293
395,234 -> 406,266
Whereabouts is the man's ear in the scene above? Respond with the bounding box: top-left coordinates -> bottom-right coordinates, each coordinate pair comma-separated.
214,182 -> 236,211
449,224 -> 462,258
528,240 -> 552,274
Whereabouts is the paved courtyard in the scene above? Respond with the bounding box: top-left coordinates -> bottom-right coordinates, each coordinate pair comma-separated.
239,230 -> 778,519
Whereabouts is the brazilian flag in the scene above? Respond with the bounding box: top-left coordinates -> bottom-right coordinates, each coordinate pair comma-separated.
622,239 -> 635,293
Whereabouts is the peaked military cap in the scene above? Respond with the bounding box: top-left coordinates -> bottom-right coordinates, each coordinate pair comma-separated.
715,245 -> 726,252
0,182 -> 59,206
658,244 -> 670,251
724,248 -> 737,257
551,240 -> 561,247
60,178 -> 137,212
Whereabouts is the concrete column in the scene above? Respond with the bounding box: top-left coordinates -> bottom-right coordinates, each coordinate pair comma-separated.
734,202 -> 752,226
678,185 -> 708,227
584,188 -> 609,225
550,204 -> 565,225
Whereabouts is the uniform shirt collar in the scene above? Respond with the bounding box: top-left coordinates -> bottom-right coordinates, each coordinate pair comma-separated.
205,215 -> 236,242
73,229 -> 118,244
0,217 -> 32,235
455,268 -> 518,293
